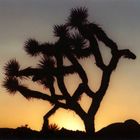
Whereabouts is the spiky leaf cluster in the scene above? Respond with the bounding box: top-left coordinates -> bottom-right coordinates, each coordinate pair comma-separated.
38,57 -> 55,70
53,25 -> 69,38
31,57 -> 55,88
70,34 -> 86,50
40,43 -> 55,57
68,7 -> 88,27
4,59 -> 20,77
48,123 -> 60,131
24,39 -> 40,56
3,77 -> 19,93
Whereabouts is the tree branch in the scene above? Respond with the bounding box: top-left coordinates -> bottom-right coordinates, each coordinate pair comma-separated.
71,47 -> 92,58
65,50 -> 88,84
90,23 -> 118,51
17,66 -> 77,79
72,83 -> 86,101
55,54 -> 71,100
72,83 -> 95,101
16,85 -> 65,104
76,24 -> 106,70
88,48 -> 136,116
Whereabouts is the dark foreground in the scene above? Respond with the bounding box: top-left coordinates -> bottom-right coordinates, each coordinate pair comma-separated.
1,119 -> 140,140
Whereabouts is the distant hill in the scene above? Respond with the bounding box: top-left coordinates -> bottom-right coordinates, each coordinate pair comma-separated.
0,119 -> 140,139
96,119 -> 140,139
0,127 -> 41,139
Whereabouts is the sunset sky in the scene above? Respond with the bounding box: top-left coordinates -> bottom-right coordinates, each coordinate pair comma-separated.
0,0 -> 140,132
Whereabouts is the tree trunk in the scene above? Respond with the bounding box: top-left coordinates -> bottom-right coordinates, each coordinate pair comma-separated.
41,106 -> 58,133
41,118 -> 49,133
83,116 -> 95,136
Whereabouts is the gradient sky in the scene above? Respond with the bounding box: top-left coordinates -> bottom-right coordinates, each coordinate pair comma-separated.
0,0 -> 140,132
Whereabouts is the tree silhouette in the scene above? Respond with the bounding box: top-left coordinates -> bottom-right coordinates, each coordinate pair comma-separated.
3,7 -> 136,135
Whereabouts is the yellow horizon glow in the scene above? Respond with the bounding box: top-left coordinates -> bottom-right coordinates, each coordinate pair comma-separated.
0,56 -> 139,132
1,85 -> 140,133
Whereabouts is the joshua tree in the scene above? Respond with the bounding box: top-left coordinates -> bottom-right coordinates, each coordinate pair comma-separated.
3,7 -> 136,135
